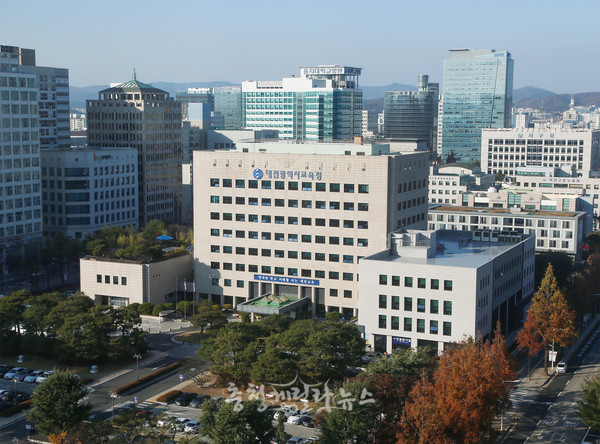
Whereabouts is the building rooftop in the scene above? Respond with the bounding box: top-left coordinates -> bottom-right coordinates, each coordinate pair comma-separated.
362,229 -> 530,269
100,70 -> 166,94
429,204 -> 579,218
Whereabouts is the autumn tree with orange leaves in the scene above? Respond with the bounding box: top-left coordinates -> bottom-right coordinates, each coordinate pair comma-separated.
517,263 -> 577,375
399,325 -> 516,444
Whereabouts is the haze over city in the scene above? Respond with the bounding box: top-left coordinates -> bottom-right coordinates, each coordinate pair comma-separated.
4,0 -> 599,92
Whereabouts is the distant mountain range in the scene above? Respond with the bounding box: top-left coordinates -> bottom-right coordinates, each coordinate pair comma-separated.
70,82 -> 599,114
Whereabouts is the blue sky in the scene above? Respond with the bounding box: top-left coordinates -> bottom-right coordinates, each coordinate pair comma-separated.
4,0 -> 599,93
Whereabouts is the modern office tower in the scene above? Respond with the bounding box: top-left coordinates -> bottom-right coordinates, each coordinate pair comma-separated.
86,73 -> 183,225
242,66 -> 363,142
175,88 -> 213,121
361,110 -> 378,137
193,141 -> 429,318
0,52 -> 43,274
481,128 -> 600,177
358,229 -> 535,353
384,75 -> 439,150
41,147 -> 139,239
1,45 -> 70,149
214,86 -> 242,130
440,49 -> 514,164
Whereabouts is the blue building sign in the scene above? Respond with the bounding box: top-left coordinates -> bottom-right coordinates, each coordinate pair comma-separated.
392,336 -> 411,346
252,168 -> 323,181
253,274 -> 320,286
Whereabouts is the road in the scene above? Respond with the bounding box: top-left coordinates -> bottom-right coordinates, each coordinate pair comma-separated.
505,322 -> 600,444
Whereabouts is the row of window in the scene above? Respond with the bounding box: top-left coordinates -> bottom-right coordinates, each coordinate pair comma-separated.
96,274 -> 127,285
378,315 -> 452,335
379,295 -> 452,314
210,266 -> 355,281
211,246 -> 360,263
209,230 -> 368,246
210,178 -> 369,193
210,213 -> 368,228
430,213 -> 573,228
379,275 -> 453,291
210,195 -> 369,211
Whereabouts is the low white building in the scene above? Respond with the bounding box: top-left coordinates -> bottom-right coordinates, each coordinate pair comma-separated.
80,253 -> 194,306
429,165 -> 494,205
358,229 -> 535,354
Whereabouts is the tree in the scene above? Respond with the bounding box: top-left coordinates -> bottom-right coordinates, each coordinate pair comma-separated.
400,373 -> 446,444
28,370 -> 91,437
517,263 -> 577,375
199,399 -> 274,444
318,378 -> 378,444
109,406 -> 150,444
274,411 -> 290,444
579,374 -> 600,430
190,305 -> 228,333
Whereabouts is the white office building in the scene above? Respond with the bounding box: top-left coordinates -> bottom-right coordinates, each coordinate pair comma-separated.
481,128 -> 600,178
193,141 -> 429,318
358,229 -> 535,353
242,66 -> 362,142
41,147 -> 139,239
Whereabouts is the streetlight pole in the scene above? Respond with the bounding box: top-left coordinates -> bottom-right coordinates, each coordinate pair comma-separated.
12,377 -> 17,394
133,354 -> 142,381
109,391 -> 118,420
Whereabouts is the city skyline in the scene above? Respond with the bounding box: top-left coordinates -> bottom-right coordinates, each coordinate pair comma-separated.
3,0 -> 599,93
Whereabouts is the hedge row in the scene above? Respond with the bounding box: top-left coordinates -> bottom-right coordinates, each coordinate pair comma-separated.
156,390 -> 182,404
0,399 -> 32,418
113,361 -> 183,395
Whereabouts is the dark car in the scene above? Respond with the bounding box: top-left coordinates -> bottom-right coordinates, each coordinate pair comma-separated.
13,393 -> 31,404
0,390 -> 19,402
189,394 -> 209,408
299,415 -> 314,427
174,392 -> 196,406
13,369 -> 34,382
0,366 -> 12,378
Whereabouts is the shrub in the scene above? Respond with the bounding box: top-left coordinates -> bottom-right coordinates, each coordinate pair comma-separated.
152,304 -> 166,317
222,304 -> 233,311
163,303 -> 175,311
137,303 -> 154,315
113,361 -> 183,395
0,399 -> 32,417
156,390 -> 182,404
128,303 -> 140,312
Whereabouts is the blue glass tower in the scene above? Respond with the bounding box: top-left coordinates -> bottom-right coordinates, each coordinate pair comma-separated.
441,49 -> 513,164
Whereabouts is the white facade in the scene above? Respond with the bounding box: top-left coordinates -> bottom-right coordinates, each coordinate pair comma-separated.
358,229 -> 535,353
428,205 -> 588,258
428,165 -> 494,205
481,128 -> 600,177
193,141 -> 429,318
80,253 -> 194,306
41,147 -> 139,239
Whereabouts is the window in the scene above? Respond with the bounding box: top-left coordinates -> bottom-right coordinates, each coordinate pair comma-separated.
236,213 -> 245,222
275,249 -> 284,258
379,294 -> 387,309
444,301 -> 452,316
262,215 -> 271,223
344,202 -> 354,211
315,218 -> 326,226
378,315 -> 387,329
237,280 -> 244,288
275,216 -> 284,224
249,265 -> 258,272
431,279 -> 439,290
357,220 -> 368,229
264,232 -> 273,240
343,255 -> 353,264
404,317 -> 412,332
211,228 -> 220,236
262,198 -> 271,206
302,269 -> 311,277
262,249 -> 271,257
405,277 -> 413,287
329,271 -> 339,279
275,199 -> 285,207
288,268 -> 298,276
261,180 -> 271,189
344,184 -> 355,193
358,184 -> 369,194
302,182 -> 312,191
302,252 -> 312,260
444,280 -> 453,291
221,179 -> 232,188
392,296 -> 400,310
249,248 -> 258,256
236,247 -> 245,255
275,181 -> 285,190
275,267 -> 284,275
288,216 -> 298,225
417,319 -> 425,333
379,274 -> 388,285
223,196 -> 232,204
329,219 -> 340,227
391,316 -> 399,330
418,278 -> 426,289
343,273 -> 353,281
357,238 -> 368,247
224,279 -> 231,287
210,262 -> 220,269
302,200 -> 312,208
288,199 -> 298,208
223,246 -> 232,254
430,320 -> 438,335
316,235 -> 326,244
329,254 -> 339,262
344,220 -> 354,228
316,201 -> 326,209
302,234 -> 312,242
358,203 -> 369,211
343,238 -> 354,246
430,300 -> 439,314
329,236 -> 339,245
210,178 -> 219,187
210,195 -> 220,203
223,263 -> 232,270
344,290 -> 352,299
249,180 -> 258,188
223,213 -> 233,221
211,278 -> 219,286
302,217 -> 312,225
330,289 -> 338,297
329,201 -> 340,210
96,274 -> 101,283
392,275 -> 400,286
236,264 -> 245,271
316,183 -> 326,192
288,234 -> 298,242
249,197 -> 258,206
315,270 -> 325,278
261,266 -> 271,273
443,322 -> 452,336
288,181 -> 298,191
235,179 -> 245,188
404,297 -> 412,311
417,298 -> 425,313
210,212 -> 220,220
315,253 -> 325,261
330,183 -> 340,192
235,230 -> 245,238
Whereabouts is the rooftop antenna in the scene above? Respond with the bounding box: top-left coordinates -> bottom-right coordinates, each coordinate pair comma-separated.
133,68 -> 137,81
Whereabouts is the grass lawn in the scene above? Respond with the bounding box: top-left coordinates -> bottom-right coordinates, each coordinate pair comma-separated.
174,329 -> 216,344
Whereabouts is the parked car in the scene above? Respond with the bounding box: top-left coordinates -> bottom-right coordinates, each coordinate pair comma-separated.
274,406 -> 298,420
24,370 -> 46,384
0,366 -> 12,377
174,392 -> 196,406
3,368 -> 25,380
13,393 -> 31,404
286,438 -> 307,444
0,390 -> 19,402
299,415 -> 314,427
156,415 -> 178,427
175,417 -> 192,431
35,371 -> 54,383
184,420 -> 202,433
189,394 -> 209,408
557,361 -> 567,373
13,369 -> 34,382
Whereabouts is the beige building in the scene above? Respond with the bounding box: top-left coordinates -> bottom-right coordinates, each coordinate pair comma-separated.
80,253 -> 193,306
193,141 -> 429,318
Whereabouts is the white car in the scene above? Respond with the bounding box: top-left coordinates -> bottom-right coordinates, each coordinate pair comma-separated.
175,417 -> 192,431
274,405 -> 298,420
35,371 -> 54,383
156,415 -> 177,427
286,415 -> 303,425
184,420 -> 202,433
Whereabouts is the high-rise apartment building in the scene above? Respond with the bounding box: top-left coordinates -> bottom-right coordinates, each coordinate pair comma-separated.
0,51 -> 43,273
242,66 -> 363,141
214,86 -> 242,130
1,45 -> 70,149
193,141 -> 429,318
86,73 -> 183,225
384,75 -> 439,151
440,49 -> 513,164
